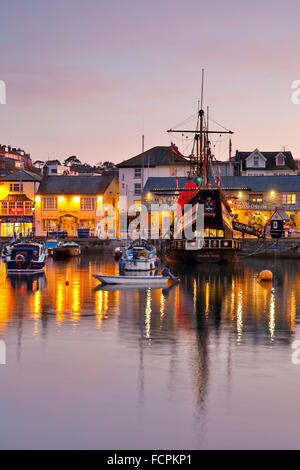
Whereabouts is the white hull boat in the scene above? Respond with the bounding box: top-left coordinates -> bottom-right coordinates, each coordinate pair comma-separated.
93,274 -> 171,286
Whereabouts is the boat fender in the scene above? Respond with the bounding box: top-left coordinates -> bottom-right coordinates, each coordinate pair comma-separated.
119,259 -> 125,270
162,268 -> 170,277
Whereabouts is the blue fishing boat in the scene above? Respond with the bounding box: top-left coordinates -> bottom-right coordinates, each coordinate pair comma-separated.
6,242 -> 46,275
44,239 -> 59,257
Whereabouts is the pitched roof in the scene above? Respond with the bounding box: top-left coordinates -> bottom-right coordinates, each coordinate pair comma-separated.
144,175 -> 300,193
219,175 -> 300,191
117,146 -> 189,168
37,175 -> 114,195
144,177 -> 191,192
236,150 -> 296,171
271,209 -> 290,221
0,170 -> 42,182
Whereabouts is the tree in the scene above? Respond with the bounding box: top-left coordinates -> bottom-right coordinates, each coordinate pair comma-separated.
64,155 -> 81,166
97,161 -> 117,169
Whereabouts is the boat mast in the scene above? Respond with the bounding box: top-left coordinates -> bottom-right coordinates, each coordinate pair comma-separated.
167,70 -> 233,186
199,69 -> 204,179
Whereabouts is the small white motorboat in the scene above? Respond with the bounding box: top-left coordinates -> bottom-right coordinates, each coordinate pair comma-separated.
93,274 -> 169,286
93,268 -> 178,287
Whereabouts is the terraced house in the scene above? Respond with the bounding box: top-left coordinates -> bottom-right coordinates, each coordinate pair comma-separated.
0,170 -> 42,237
35,175 -> 118,237
235,149 -> 297,176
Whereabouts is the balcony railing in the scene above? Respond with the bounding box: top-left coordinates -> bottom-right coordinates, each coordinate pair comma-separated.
232,200 -> 300,211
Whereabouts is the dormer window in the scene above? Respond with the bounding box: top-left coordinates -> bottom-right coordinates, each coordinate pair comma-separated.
276,153 -> 285,166
246,149 -> 267,169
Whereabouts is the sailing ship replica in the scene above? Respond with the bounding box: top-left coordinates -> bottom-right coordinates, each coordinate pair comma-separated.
166,72 -> 241,263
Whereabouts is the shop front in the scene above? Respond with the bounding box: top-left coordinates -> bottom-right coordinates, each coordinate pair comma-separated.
0,216 -> 34,237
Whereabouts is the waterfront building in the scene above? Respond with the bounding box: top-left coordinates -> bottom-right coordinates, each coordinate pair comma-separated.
143,175 -> 300,234
43,161 -> 77,176
235,149 -> 297,176
35,175 -> 118,237
0,144 -> 32,171
0,170 -> 42,237
221,175 -> 300,231
117,146 -> 190,210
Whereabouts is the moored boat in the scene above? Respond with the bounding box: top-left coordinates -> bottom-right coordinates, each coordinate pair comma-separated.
166,71 -> 242,264
6,242 -> 46,275
44,239 -> 59,257
120,239 -> 159,271
53,241 -> 81,259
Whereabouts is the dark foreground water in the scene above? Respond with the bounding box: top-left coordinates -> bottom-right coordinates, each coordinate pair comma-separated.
0,254 -> 300,450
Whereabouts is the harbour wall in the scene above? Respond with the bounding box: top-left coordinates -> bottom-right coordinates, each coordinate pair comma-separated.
1,237 -> 300,258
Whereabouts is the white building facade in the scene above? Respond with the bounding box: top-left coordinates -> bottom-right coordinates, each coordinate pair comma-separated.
117,146 -> 190,209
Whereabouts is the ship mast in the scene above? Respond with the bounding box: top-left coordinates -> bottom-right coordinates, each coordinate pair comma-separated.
167,69 -> 233,187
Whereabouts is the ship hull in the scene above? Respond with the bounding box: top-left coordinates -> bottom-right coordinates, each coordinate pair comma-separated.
166,248 -> 238,264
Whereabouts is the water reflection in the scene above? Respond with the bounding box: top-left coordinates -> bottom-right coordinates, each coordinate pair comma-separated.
0,255 -> 300,449
0,256 -> 299,341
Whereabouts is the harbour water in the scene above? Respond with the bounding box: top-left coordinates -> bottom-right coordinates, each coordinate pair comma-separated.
0,254 -> 300,449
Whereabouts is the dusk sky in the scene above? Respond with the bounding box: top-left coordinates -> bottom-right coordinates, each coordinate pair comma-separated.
1,0 -> 300,164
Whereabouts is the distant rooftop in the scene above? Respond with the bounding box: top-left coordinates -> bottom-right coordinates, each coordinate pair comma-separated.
117,146 -> 189,168
235,150 -> 296,171
0,170 -> 42,182
220,175 -> 300,191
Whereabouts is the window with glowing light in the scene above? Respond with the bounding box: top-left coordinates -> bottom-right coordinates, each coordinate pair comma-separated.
80,197 -> 96,211
43,197 -> 58,210
250,194 -> 263,204
282,193 -> 296,205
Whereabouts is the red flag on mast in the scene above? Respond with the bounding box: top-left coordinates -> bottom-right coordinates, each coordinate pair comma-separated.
216,167 -> 220,186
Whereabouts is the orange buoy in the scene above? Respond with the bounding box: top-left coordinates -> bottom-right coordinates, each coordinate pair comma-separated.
258,270 -> 273,281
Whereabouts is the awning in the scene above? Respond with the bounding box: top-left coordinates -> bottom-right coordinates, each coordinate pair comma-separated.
0,194 -> 33,202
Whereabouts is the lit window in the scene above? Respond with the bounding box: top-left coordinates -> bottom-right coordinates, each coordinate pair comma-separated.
80,197 -> 96,211
282,193 -> 296,205
42,197 -> 58,210
250,194 -> 263,204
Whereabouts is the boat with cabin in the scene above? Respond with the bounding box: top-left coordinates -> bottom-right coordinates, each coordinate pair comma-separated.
44,239 -> 59,257
53,241 -> 81,259
6,242 -> 46,275
119,239 -> 159,271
